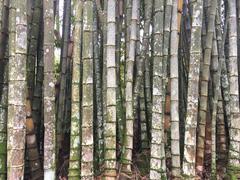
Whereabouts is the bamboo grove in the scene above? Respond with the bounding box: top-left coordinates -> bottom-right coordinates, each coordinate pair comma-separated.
0,0 -> 240,179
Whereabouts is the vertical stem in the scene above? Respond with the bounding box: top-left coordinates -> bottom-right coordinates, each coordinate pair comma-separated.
43,0 -> 56,178
196,0 -> 217,176
104,0 -> 117,177
7,0 -> 27,178
170,0 -> 181,177
122,0 -> 138,174
227,0 -> 240,174
81,0 -> 94,179
150,0 -> 165,179
182,0 -> 203,177
68,0 -> 83,179
57,0 -> 71,153
0,0 -> 8,178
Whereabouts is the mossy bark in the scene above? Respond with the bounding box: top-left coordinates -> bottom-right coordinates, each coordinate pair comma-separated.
68,0 -> 83,179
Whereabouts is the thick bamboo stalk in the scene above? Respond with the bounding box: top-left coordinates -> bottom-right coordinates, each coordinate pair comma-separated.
196,0 -> 217,176
7,0 -> 27,178
216,90 -> 227,179
43,0 -> 56,178
170,0 -> 181,177
68,0 -> 83,179
81,0 -> 94,179
122,0 -> 138,175
133,0 -> 153,112
150,0 -> 165,179
104,0 -> 117,177
26,0 -> 42,104
182,0 -> 203,177
210,33 -> 220,178
227,0 -> 240,175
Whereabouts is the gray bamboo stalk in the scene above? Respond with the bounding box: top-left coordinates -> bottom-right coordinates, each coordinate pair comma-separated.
216,89 -> 227,179
170,0 -> 181,177
133,0 -> 152,112
27,0 -> 42,124
210,34 -> 220,178
139,82 -> 149,149
134,0 -> 153,150
0,0 -> 9,178
227,0 -> 240,174
0,0 -> 4,60
182,0 -> 203,177
93,0 -> 103,175
161,0 -> 173,175
212,7 -> 226,176
0,0 -> 9,59
196,0 -> 217,176
43,0 -> 56,178
26,0 -> 42,104
26,98 -> 43,179
81,0 -> 94,178
162,0 -> 172,116
32,22 -> 44,154
0,53 -> 8,180
101,1 -> 107,174
143,61 -> 151,141
7,0 -> 27,179
116,0 -> 124,156
0,0 -> 3,32
122,0 -> 138,175
133,20 -> 141,152
150,0 -> 165,179
68,0 -> 83,179
104,0 -> 117,177
237,0 -> 240,104
125,0 -> 132,72
57,0 -> 71,151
